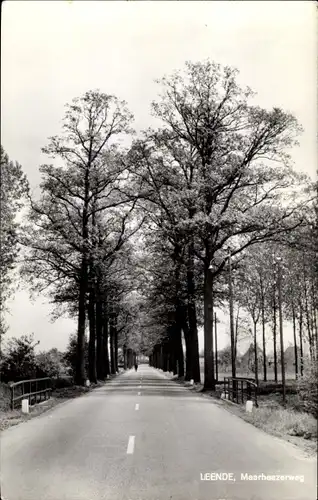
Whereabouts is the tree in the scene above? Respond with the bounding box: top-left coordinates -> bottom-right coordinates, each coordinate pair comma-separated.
0,334 -> 39,382
21,90 -> 135,384
35,348 -> 68,378
148,60 -> 306,390
0,146 -> 29,337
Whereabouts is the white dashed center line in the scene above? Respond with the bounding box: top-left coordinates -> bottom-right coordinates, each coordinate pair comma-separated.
135,403 -> 139,411
127,435 -> 135,454
138,391 -> 141,396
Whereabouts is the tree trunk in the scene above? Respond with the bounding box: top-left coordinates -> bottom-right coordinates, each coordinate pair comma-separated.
88,286 -> 97,383
261,286 -> 267,381
278,265 -> 286,405
273,288 -> 278,383
175,320 -> 184,377
228,253 -> 236,379
187,243 -> 200,383
96,295 -> 103,380
234,307 -> 240,367
215,313 -> 218,382
253,320 -> 259,385
123,344 -> 127,370
102,306 -> 110,378
75,165 -> 90,386
203,266 -> 215,390
163,342 -> 169,372
75,257 -> 88,385
292,304 -> 298,379
182,314 -> 193,380
114,315 -> 118,372
173,253 -> 185,378
110,314 -> 116,375
299,307 -> 304,377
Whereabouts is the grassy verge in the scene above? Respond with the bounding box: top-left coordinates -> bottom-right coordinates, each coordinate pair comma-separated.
175,377 -> 317,456
0,375 -> 119,432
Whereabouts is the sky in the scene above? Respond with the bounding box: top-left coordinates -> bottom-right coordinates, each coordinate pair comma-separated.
1,0 -> 317,354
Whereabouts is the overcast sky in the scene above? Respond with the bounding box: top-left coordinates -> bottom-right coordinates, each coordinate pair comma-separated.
1,0 -> 317,354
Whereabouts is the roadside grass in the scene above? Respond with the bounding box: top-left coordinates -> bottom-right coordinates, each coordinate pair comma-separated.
244,405 -> 317,440
175,376 -> 317,455
0,375 -> 119,431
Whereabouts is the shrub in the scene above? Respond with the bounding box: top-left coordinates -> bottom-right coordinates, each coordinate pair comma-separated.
63,333 -> 89,378
35,348 -> 68,378
0,335 -> 38,382
297,361 -> 318,417
0,382 -> 12,411
51,376 -> 74,390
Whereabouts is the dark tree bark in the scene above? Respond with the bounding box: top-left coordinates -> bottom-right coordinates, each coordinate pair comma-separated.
163,341 -> 169,372
75,160 -> 90,386
203,266 -> 215,390
174,317 -> 184,377
261,284 -> 267,381
123,344 -> 127,370
114,315 -> 118,372
181,309 -> 192,380
253,320 -> 259,385
187,242 -> 201,383
273,287 -> 278,383
110,313 -> 116,374
215,312 -> 218,382
75,257 -> 88,385
88,285 -> 97,383
102,305 -> 110,378
298,307 -> 304,377
292,303 -> 298,379
96,294 -> 104,380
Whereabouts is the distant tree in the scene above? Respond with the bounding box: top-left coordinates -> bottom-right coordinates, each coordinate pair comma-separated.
0,334 -> 38,382
35,348 -> 68,378
0,146 -> 29,337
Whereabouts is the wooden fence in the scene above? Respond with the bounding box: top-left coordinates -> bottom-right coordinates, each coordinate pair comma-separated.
10,377 -> 52,410
223,377 -> 258,407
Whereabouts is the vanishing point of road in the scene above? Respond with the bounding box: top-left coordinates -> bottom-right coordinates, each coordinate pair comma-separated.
1,365 -> 317,500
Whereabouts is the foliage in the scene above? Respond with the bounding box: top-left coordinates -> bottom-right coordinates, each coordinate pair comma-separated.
14,62 -> 316,389
63,333 -> 89,378
297,361 -> 318,417
35,348 -> 69,378
0,146 -> 29,337
0,334 -> 38,382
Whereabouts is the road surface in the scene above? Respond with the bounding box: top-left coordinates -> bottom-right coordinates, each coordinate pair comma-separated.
1,365 -> 316,500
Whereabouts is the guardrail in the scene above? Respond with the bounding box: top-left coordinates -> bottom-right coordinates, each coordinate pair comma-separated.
223,377 -> 258,407
10,377 -> 52,410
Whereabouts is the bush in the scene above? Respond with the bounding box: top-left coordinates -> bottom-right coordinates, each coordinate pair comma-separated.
0,382 -> 12,411
36,348 -> 69,378
297,361 -> 318,417
63,333 -> 89,378
51,376 -> 74,390
0,335 -> 38,383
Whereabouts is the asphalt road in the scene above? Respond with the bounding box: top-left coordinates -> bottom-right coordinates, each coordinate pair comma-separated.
1,365 -> 316,500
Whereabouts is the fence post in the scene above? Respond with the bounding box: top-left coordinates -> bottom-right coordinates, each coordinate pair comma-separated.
247,381 -> 251,401
11,386 -> 14,410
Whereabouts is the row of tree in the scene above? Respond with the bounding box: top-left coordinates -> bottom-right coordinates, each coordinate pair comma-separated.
1,60 -> 316,392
